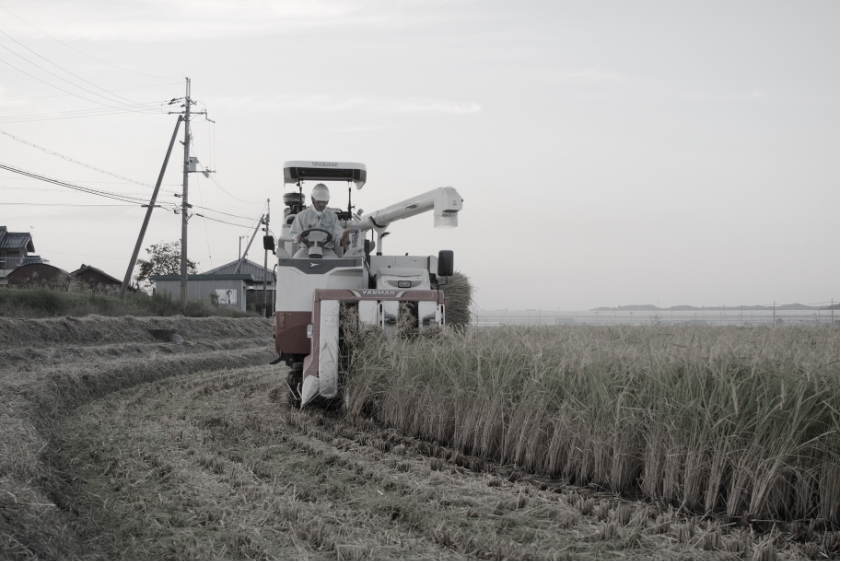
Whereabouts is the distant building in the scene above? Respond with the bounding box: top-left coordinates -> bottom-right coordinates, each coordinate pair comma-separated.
204,259 -> 276,314
0,226 -> 48,286
6,263 -> 69,287
70,264 -> 128,293
150,258 -> 276,315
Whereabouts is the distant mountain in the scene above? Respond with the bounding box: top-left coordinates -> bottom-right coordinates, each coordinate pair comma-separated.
590,303 -> 839,312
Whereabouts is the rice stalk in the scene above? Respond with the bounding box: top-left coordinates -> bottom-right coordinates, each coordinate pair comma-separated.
344,323 -> 840,528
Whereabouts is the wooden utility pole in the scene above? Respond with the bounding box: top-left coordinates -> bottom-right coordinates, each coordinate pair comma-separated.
235,213 -> 265,274
262,199 -> 271,318
119,115 -> 183,298
180,78 -> 192,308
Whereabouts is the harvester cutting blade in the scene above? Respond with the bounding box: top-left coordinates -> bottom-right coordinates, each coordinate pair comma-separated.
300,375 -> 320,408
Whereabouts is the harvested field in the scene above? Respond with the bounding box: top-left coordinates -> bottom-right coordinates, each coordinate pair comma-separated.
0,316 -> 837,559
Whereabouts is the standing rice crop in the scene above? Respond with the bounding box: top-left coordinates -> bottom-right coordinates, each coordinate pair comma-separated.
344,324 -> 839,528
439,271 -> 472,330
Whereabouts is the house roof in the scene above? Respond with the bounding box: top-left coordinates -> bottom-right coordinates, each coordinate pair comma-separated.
20,255 -> 48,266
0,226 -> 35,252
202,258 -> 274,282
70,264 -> 122,284
6,262 -> 69,281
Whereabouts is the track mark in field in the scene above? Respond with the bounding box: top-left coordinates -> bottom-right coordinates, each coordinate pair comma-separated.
52,364 -> 790,561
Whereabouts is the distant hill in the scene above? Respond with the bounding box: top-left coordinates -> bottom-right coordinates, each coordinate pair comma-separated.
590,303 -> 839,312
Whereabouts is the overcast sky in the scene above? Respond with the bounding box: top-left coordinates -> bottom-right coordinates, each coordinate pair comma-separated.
0,0 -> 837,310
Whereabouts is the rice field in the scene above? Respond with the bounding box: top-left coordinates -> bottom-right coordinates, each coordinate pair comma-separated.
1,315 -> 838,558
344,323 -> 840,531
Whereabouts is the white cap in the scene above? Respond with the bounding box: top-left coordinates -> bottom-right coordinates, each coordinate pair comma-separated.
311,183 -> 330,202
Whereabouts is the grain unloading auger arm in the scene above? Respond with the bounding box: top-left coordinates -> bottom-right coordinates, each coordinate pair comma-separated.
272,161 -> 464,409
353,186 -> 462,250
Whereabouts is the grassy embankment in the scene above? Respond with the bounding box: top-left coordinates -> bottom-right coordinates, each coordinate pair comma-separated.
345,323 -> 840,531
0,285 -> 253,318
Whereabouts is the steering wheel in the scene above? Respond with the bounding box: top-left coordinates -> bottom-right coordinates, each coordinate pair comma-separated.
299,228 -> 333,247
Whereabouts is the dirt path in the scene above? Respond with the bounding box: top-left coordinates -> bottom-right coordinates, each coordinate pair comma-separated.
1,316 -> 824,560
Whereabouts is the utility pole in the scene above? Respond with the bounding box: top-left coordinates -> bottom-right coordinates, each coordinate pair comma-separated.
235,213 -> 265,274
262,199 -> 270,318
239,235 -> 248,260
180,78 -> 192,308
119,115 -> 183,298
166,77 -> 213,308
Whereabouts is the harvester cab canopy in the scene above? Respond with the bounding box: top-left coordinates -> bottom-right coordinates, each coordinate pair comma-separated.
283,161 -> 367,190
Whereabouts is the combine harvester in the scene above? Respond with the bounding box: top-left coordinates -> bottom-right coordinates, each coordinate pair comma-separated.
269,161 -> 463,408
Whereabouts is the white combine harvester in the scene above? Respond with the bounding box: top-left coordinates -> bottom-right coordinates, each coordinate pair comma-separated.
269,161 -> 463,408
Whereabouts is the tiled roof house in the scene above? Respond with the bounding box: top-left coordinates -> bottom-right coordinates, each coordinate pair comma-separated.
0,226 -> 47,285
202,258 -> 274,282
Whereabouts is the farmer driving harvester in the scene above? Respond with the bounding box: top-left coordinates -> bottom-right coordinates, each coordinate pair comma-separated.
289,183 -> 350,259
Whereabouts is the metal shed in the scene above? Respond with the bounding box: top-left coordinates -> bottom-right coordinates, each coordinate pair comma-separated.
202,259 -> 276,316
149,273 -> 253,312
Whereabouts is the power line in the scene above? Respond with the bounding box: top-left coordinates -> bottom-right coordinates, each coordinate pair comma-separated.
0,164 -> 256,222
0,28 -> 146,107
195,176 -> 213,268
0,81 -> 183,102
1,202 -> 139,207
192,213 -> 254,229
0,161 -> 158,205
0,4 -> 181,80
38,248 -> 126,260
189,203 -> 259,222
0,176 -> 179,185
0,128 -> 155,187
0,54 -> 164,114
208,175 -> 265,204
0,100 -> 163,120
0,105 -> 164,123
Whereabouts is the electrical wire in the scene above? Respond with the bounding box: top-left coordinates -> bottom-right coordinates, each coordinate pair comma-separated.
186,136 -> 263,206
0,104 -> 165,123
37,248 -> 127,259
0,81 -> 183,102
0,186 -> 182,207
187,203 -> 257,222
208,175 -> 265,204
0,185 -> 67,192
0,101 -> 163,117
195,176 -> 213,268
0,28 -> 147,107
1,202 -> 139,207
0,164 -> 262,224
0,4 -> 182,80
196,201 -> 267,230
0,161 -> 161,205
192,214 -> 254,229
0,54 -> 165,114
0,128 -> 155,187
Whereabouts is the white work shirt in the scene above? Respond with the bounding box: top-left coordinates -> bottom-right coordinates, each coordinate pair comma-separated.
289,206 -> 345,251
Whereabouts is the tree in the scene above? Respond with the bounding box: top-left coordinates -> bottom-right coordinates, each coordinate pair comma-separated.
135,240 -> 198,289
